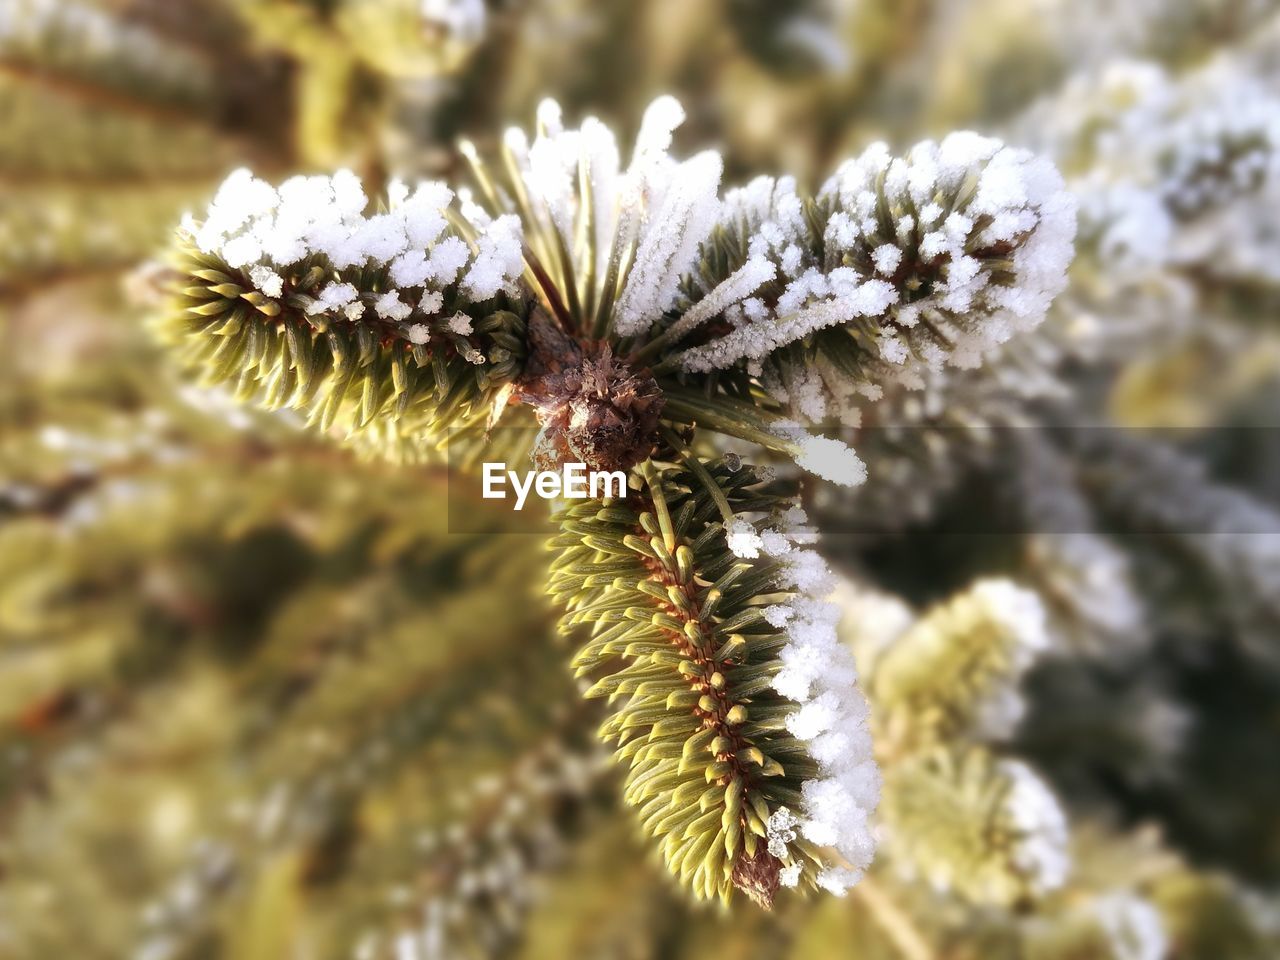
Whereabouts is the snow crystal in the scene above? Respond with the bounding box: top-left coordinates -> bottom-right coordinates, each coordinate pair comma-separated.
248,265 -> 283,299
779,550 -> 837,598
748,519 -> 881,895
615,151 -> 723,335
185,169 -> 520,341
390,250 -> 432,288
789,432 -> 867,487
871,244 -> 902,275
526,119 -> 578,246
780,244 -> 804,277
632,95 -> 686,162
374,292 -> 412,322
766,806 -> 799,858
307,282 -> 359,315
760,529 -> 793,556
493,95 -> 743,342
1002,760 -> 1070,894
664,257 -> 776,346
462,215 -> 524,300
425,236 -> 471,285
580,116 -> 622,274
678,277 -> 897,372
878,334 -> 909,365
763,604 -> 794,628
536,98 -> 563,137
725,517 -> 763,559
221,234 -> 263,269
419,290 -> 444,314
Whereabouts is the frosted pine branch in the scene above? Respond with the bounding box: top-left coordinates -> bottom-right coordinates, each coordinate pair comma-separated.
552,460 -> 879,905
882,747 -> 1070,906
670,134 -> 1076,420
838,578 -> 1052,744
161,170 -> 529,454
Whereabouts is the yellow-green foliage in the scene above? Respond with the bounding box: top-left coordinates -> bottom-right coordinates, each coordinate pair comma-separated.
881,747 -> 1067,908
0,77 -> 235,181
335,0 -> 485,77
0,183 -> 211,290
863,580 -> 1046,743
0,0 -> 217,109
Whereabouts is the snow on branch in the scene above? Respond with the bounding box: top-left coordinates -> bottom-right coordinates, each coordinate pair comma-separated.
672,137 -> 1076,418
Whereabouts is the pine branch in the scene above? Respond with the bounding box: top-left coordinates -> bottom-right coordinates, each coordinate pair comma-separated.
158,179 -> 530,459
664,138 -> 1076,421
0,76 -> 240,183
550,456 -> 877,905
0,0 -> 219,115
865,579 -> 1050,745
880,746 -> 1069,908
335,730 -> 604,960
144,97 -> 1090,919
0,181 -> 211,291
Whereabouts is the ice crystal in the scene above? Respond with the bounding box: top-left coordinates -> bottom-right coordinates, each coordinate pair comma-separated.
752,519 -> 881,895
184,170 -> 524,324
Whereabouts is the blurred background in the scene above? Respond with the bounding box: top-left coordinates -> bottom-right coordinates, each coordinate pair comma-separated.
3,0 -> 1280,957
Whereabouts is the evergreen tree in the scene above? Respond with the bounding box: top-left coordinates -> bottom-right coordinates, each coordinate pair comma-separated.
4,2 -> 1280,958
